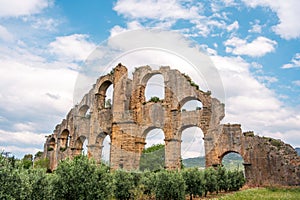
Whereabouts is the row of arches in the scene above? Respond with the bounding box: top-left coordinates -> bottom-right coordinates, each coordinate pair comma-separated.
49,126 -> 244,173
95,74 -> 203,111
145,74 -> 203,110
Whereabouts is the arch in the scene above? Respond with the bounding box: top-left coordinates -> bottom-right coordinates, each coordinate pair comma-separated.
140,128 -> 165,171
74,136 -> 88,155
180,126 -> 205,168
105,84 -> 113,108
48,137 -> 55,151
78,105 -> 90,117
96,80 -> 113,109
60,129 -> 70,150
178,96 -> 203,110
181,99 -> 203,111
96,132 -> 108,144
220,151 -> 245,173
96,132 -> 111,164
101,135 -> 111,165
144,73 -> 165,101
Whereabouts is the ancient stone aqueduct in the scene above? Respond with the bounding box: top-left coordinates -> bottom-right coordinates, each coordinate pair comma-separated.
43,64 -> 300,186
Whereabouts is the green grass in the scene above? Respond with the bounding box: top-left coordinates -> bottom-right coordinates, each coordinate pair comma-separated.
217,187 -> 300,200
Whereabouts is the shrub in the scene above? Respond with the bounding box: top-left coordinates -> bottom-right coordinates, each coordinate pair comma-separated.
204,167 -> 217,196
182,168 -> 205,199
154,170 -> 186,200
52,155 -> 112,200
149,96 -> 160,103
113,170 -> 135,200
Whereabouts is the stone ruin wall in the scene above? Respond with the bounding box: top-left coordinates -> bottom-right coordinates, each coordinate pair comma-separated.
43,64 -> 300,186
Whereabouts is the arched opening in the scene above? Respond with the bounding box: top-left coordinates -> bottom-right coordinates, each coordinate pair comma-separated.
181,100 -> 203,112
140,128 -> 165,171
97,80 -> 113,109
145,74 -> 165,102
60,129 -> 69,150
82,139 -> 88,155
78,105 -> 89,117
75,136 -> 88,155
105,84 -> 113,109
102,135 -> 111,165
48,138 -> 55,151
221,152 -> 245,174
179,97 -> 203,112
181,127 -> 205,169
96,132 -> 111,165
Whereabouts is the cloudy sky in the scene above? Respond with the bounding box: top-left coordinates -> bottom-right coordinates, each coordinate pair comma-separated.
0,0 -> 299,158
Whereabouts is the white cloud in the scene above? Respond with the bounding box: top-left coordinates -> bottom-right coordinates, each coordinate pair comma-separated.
281,53 -> 300,69
113,0 -> 236,37
49,34 -> 97,62
249,20 -> 262,33
293,80 -> 300,86
0,25 -> 14,42
227,20 -> 239,32
224,36 -> 277,57
0,60 -> 76,116
0,130 -> 46,146
31,17 -> 59,31
242,0 -> 300,39
110,21 -> 143,37
0,0 -> 51,17
113,0 -> 201,20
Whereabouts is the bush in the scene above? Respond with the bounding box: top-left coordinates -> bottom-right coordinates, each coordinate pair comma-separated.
154,170 -> 186,200
52,155 -> 112,200
149,96 -> 160,103
113,170 -> 135,200
216,166 -> 229,193
204,167 -> 217,196
182,168 -> 205,199
0,155 -> 23,199
227,170 -> 246,191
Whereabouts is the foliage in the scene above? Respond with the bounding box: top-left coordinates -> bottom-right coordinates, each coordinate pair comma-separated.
0,154 -> 23,199
182,167 -> 205,199
34,151 -> 43,159
216,166 -> 229,193
0,153 -> 246,200
139,170 -> 156,197
149,96 -> 160,103
204,167 -> 218,196
52,155 -> 112,200
190,81 -> 199,90
34,158 -> 49,169
140,144 -> 165,171
21,154 -> 33,169
113,170 -> 135,200
105,98 -> 112,108
154,170 -> 186,200
142,143 -> 164,153
227,170 -> 246,191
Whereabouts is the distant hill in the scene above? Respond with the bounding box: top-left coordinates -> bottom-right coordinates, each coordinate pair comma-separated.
183,153 -> 244,170
296,148 -> 300,156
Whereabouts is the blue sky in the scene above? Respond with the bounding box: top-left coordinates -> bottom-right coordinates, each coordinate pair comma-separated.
0,0 -> 299,158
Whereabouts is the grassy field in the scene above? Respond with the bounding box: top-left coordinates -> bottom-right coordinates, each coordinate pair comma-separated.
215,187 -> 300,200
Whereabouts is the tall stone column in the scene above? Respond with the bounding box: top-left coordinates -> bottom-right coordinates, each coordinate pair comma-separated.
164,138 -> 181,169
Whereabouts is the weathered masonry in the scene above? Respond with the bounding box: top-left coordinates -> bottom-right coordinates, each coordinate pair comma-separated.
43,64 -> 300,186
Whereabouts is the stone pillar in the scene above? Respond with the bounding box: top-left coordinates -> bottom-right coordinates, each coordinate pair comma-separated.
164,138 -> 181,169
112,64 -> 128,123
